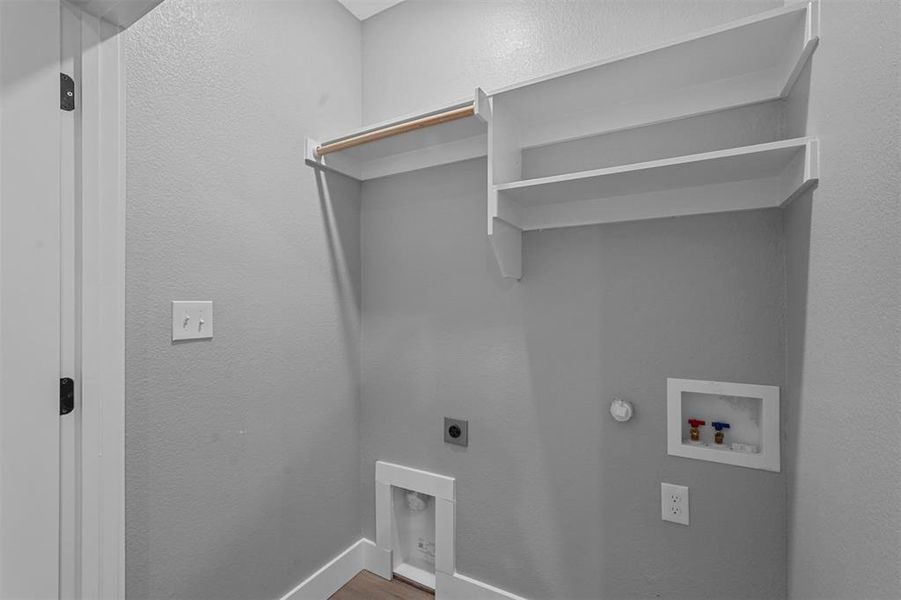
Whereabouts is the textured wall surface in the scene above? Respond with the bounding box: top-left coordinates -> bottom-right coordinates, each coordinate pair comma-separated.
124,2 -> 362,598
121,0 -> 901,598
360,2 -> 791,598
784,1 -> 901,598
360,160 -> 787,599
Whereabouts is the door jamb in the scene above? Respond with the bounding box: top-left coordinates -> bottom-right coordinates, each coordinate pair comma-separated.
75,12 -> 126,599
64,1 -> 160,597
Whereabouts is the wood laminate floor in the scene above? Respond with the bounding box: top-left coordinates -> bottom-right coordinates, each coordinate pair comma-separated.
329,570 -> 434,600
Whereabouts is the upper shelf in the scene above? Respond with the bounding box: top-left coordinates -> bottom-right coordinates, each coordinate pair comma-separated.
303,3 -> 821,280
306,2 -> 818,183
305,90 -> 489,181
490,1 -> 819,150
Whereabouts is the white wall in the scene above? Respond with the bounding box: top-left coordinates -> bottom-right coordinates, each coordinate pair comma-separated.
124,2 -> 363,598
784,1 -> 901,598
360,2 -> 791,598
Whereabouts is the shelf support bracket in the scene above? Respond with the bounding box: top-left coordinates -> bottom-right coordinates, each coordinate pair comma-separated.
489,217 -> 522,280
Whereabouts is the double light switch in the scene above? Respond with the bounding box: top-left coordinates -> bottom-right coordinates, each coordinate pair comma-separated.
172,301 -> 213,341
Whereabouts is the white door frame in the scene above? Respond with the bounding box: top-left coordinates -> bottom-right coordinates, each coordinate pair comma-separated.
59,6 -> 127,598
57,4 -> 125,599
58,1 -> 161,597
1,1 -> 163,596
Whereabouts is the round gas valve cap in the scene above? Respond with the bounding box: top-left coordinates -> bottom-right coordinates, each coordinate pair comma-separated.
609,398 -> 634,422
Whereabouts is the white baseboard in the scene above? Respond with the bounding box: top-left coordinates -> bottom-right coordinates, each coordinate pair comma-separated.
279,539 -> 370,600
362,539 -> 392,579
436,571 -> 529,600
279,538 -> 527,600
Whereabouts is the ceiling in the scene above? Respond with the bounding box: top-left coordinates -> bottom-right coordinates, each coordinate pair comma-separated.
75,0 -> 406,26
69,0 -> 165,28
337,0 -> 407,20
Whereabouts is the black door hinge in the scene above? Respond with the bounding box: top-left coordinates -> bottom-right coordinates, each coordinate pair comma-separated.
60,377 -> 74,415
60,73 -> 75,111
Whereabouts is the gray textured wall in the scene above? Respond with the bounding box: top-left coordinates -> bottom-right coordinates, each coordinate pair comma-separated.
784,1 -> 901,598
120,0 -> 901,598
360,159 -> 787,599
359,2 -> 790,598
124,2 -> 362,598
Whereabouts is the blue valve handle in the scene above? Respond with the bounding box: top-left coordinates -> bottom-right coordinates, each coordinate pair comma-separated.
711,421 -> 731,431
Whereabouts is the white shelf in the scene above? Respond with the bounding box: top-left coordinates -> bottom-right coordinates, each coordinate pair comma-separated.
489,1 -> 819,153
486,2 -> 819,279
492,138 -> 818,232
303,3 -> 820,280
305,89 -> 488,181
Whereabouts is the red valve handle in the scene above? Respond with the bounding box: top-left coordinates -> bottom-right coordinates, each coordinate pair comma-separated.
688,419 -> 706,427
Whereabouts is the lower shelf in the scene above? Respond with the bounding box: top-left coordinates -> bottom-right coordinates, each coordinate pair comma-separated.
488,137 -> 818,279
494,137 -> 818,231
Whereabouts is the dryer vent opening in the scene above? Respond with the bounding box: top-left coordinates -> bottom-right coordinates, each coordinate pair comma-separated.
392,486 -> 436,590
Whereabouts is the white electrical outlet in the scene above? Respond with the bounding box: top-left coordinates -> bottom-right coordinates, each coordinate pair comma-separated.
661,483 -> 689,525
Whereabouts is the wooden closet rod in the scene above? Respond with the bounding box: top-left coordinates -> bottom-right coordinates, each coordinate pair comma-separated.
315,103 -> 475,157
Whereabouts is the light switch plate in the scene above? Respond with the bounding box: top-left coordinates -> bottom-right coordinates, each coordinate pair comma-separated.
172,301 -> 213,341
661,482 -> 689,525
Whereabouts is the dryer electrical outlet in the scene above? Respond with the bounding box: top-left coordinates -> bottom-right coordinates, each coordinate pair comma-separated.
661,483 -> 689,525
443,417 -> 468,447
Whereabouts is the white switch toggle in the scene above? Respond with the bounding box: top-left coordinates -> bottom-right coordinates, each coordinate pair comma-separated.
172,301 -> 213,341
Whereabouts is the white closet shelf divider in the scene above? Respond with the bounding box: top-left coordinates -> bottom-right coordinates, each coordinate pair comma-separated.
305,88 -> 489,181
488,0 -> 819,154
